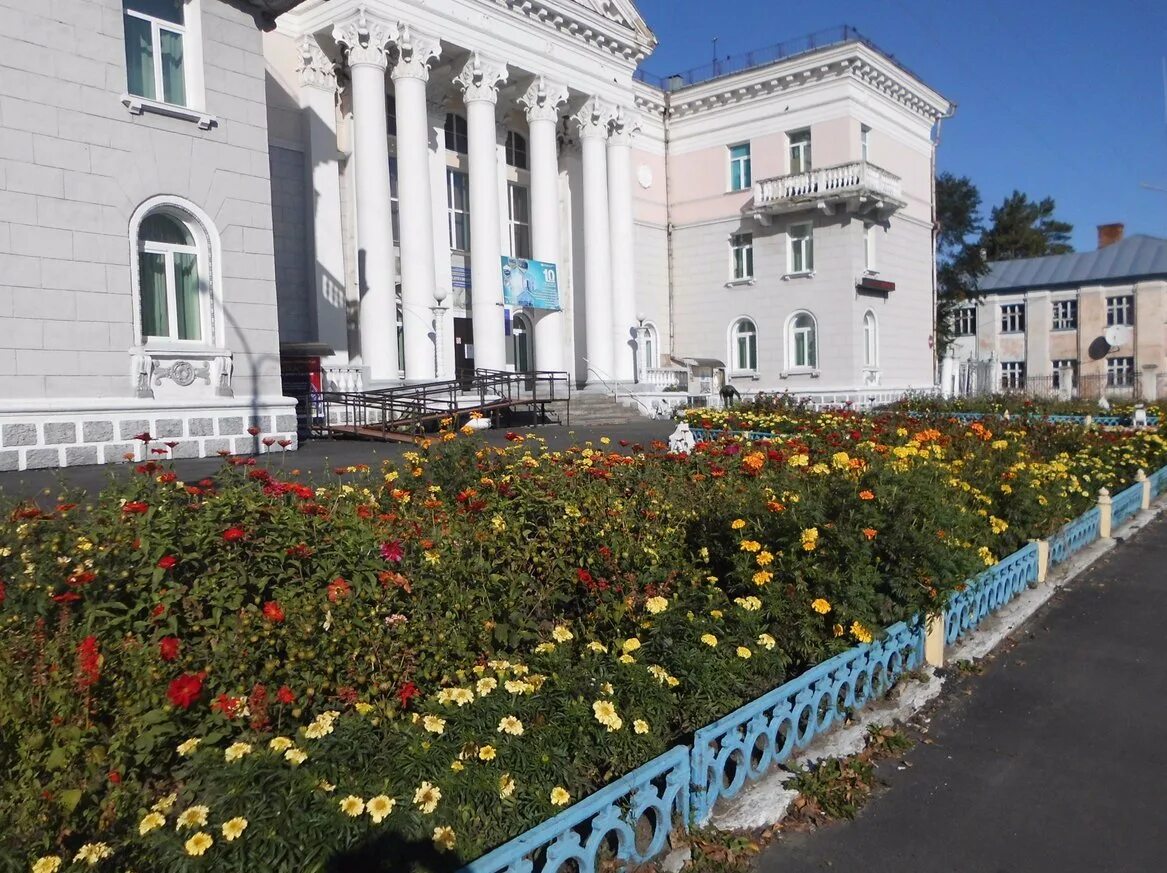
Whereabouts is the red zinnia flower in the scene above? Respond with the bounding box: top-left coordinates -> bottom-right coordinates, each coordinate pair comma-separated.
222,527 -> 246,543
262,437 -> 276,447
133,431 -> 152,442
396,681 -> 419,708
276,685 -> 295,705
247,425 -> 262,436
277,439 -> 292,448
158,636 -> 181,661
108,771 -> 121,784
51,591 -> 82,604
576,568 -> 594,585
157,555 -> 177,570
262,600 -> 285,622
380,540 -> 404,563
122,501 -> 149,514
167,672 -> 205,709
211,693 -> 243,719
326,577 -> 351,603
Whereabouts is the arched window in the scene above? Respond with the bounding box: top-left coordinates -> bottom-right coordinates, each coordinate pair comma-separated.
731,318 -> 758,373
639,321 -> 659,375
862,311 -> 878,368
505,130 -> 528,169
787,311 -> 817,370
136,209 -> 204,341
444,113 -> 468,153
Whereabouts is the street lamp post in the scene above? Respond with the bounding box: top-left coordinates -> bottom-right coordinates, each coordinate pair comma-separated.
635,312 -> 647,385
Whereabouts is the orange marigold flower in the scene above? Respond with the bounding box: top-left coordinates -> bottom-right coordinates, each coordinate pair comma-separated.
858,490 -> 875,501
862,528 -> 878,540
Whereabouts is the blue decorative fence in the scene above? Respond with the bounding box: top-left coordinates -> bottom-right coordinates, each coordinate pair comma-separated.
463,745 -> 689,873
1111,482 -> 1144,527
1152,467 -> 1167,498
689,619 -> 923,825
1048,507 -> 1101,567
944,542 -> 1039,645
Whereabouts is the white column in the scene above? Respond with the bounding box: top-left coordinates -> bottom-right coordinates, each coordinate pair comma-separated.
333,11 -> 399,382
454,54 -> 509,372
428,104 -> 455,381
607,106 -> 639,382
391,25 -> 441,381
573,98 -> 614,384
520,76 -> 569,374
297,38 -> 349,358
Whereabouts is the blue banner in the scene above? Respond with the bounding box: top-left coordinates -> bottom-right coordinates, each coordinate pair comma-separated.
501,257 -> 560,310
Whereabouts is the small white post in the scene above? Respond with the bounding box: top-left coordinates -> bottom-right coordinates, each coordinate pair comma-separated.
1032,538 -> 1049,583
924,612 -> 945,668
1137,469 -> 1150,510
1084,414 -> 1094,428
1098,488 -> 1113,538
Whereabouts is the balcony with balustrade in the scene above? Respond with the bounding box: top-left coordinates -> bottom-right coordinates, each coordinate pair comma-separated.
752,161 -> 905,221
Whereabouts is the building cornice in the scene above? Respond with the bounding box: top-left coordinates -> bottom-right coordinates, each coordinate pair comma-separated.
488,0 -> 657,63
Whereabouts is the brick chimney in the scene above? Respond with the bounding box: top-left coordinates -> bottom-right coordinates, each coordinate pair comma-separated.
1097,223 -> 1124,249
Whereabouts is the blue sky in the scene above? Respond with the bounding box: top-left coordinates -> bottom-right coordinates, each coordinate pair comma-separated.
634,0 -> 1167,251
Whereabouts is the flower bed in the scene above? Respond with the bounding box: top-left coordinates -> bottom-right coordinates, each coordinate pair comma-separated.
4,413 -> 1166,872
885,393 -> 1161,420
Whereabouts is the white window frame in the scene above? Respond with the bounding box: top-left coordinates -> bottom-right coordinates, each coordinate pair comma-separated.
788,129 -> 811,175
786,310 -> 818,371
638,320 -> 659,377
863,223 -> 877,272
955,305 -> 976,337
1107,356 -> 1135,387
862,310 -> 878,368
1106,295 -> 1134,326
728,143 -> 751,192
444,113 -> 468,154
1051,299 -> 1077,331
505,130 -> 528,170
1000,361 -> 1026,390
729,317 -> 758,374
860,124 -> 871,162
507,182 -> 531,260
1000,302 -> 1025,333
729,232 -> 753,281
447,169 -> 470,252
787,222 -> 814,275
120,0 -> 210,125
128,195 -> 223,350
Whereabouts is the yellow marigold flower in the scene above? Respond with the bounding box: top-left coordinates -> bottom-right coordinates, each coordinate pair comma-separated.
269,736 -> 294,753
366,795 -> 395,824
753,570 -> 773,585
414,781 -> 441,815
788,453 -> 809,467
317,780 -> 336,792
550,786 -> 571,806
224,742 -> 252,763
551,624 -> 574,642
832,451 -> 851,469
450,760 -> 465,772
587,641 -> 608,653
339,795 -> 365,817
801,528 -> 819,551
32,857 -> 62,873
499,773 -> 516,799
176,805 -> 209,830
73,844 -> 114,866
183,832 -> 212,857
731,518 -> 746,530
478,744 -> 497,761
633,718 -> 650,734
423,715 -> 446,735
476,677 -> 498,695
710,609 -> 723,619
850,621 -> 873,644
600,436 -> 611,445
152,793 -> 177,813
758,633 -> 776,650
491,514 -> 507,532
601,681 -> 614,695
833,623 -> 845,637
735,595 -> 761,611
285,747 -> 308,765
618,653 -> 636,664
139,811 -> 166,835
700,633 -> 718,647
433,825 -> 457,852
740,539 -> 762,552
622,637 -> 642,654
504,679 -> 535,694
736,646 -> 752,659
176,738 -> 200,756
755,550 -> 773,566
811,598 -> 831,615
645,596 -> 669,614
534,642 -> 556,654
221,817 -> 248,841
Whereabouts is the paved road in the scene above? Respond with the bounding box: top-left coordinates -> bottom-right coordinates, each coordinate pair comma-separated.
760,514 -> 1167,873
0,420 -> 676,500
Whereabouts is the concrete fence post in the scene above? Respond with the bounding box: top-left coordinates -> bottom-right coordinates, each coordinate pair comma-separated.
924,612 -> 945,668
1032,538 -> 1049,583
1084,414 -> 1093,428
1098,488 -> 1113,538
1137,468 -> 1150,510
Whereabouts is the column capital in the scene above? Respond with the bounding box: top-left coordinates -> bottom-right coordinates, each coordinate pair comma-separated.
453,53 -> 508,105
519,75 -> 569,123
333,6 -> 397,71
572,97 -> 614,139
391,24 -> 442,82
607,105 -> 640,146
298,36 -> 337,91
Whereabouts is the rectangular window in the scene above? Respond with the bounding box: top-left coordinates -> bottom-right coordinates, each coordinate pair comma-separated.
860,124 -> 871,162
863,224 -> 876,271
507,183 -> 531,260
1052,359 -> 1078,390
730,233 -> 753,281
788,129 -> 811,174
446,169 -> 470,251
1051,299 -> 1077,330
1106,295 -> 1134,326
444,113 -> 468,154
954,305 -> 976,336
788,223 -> 813,274
1107,356 -> 1135,387
729,143 -> 751,191
386,94 -> 397,137
389,157 -> 400,244
123,0 -> 187,106
1000,361 -> 1026,390
1000,302 -> 1025,333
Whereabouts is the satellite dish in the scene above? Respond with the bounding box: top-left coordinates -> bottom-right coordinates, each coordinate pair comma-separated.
1104,325 -> 1123,350
1087,336 -> 1112,360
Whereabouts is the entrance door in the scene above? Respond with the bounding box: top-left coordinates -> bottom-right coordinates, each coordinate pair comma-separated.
512,313 -> 533,374
453,317 -> 474,387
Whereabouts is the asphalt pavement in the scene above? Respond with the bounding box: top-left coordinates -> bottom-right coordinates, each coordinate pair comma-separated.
759,513 -> 1167,873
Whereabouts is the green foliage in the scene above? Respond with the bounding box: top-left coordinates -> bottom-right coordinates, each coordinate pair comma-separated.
980,190 -> 1074,261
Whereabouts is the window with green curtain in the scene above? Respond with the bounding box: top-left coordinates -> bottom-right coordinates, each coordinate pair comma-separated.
140,252 -> 168,337
173,251 -> 200,340
159,28 -> 186,106
123,14 -> 155,99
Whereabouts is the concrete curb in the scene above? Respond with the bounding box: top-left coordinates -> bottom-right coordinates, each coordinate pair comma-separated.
706,498 -> 1166,834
